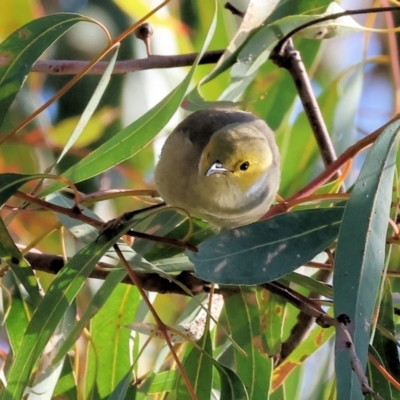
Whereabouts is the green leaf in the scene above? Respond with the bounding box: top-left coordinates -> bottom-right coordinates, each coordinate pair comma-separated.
53,269 -> 127,365
176,333 -> 213,400
54,47 -> 119,165
0,173 -> 53,305
107,367 -> 136,400
0,173 -> 43,204
225,289 -> 274,399
212,361 -> 248,400
85,284 -> 140,399
184,0 -> 280,109
41,0 -> 218,196
0,220 -> 134,400
285,272 -> 333,299
367,345 -> 393,400
298,3 -> 368,40
333,118 -> 400,400
190,207 -> 344,285
272,322 -> 335,391
148,371 -> 178,394
257,289 -> 286,357
3,273 -> 31,354
0,13 -> 91,128
368,279 -> 400,398
0,217 -> 41,306
186,1 -> 332,105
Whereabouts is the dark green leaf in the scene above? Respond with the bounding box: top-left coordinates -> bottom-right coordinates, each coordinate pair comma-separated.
333,119 -> 400,400
212,361 -> 248,400
0,173 -> 54,305
190,208 -> 344,285
176,333 -> 213,400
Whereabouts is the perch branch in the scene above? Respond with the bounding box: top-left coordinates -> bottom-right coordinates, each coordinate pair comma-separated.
24,252 -> 208,296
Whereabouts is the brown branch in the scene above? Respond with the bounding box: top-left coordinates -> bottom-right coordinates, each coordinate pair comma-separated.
14,191 -> 197,252
25,251 -> 336,329
270,39 -> 339,171
29,50 -> 224,75
277,268 -> 332,363
24,252 -> 207,296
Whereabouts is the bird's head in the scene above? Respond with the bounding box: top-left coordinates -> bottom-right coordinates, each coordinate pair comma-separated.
199,122 -> 274,195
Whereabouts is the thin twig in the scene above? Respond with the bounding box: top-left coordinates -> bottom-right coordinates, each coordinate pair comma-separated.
335,315 -> 384,399
13,191 -> 197,252
224,2 -> 245,18
263,113 -> 400,219
273,6 -> 400,55
113,244 -> 197,400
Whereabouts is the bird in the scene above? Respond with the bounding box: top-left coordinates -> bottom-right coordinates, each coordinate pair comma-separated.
154,108 -> 280,229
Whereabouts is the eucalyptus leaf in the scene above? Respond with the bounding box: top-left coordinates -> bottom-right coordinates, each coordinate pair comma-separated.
1,220 -> 135,400
190,207 -> 344,285
0,13 -> 91,129
41,0 -> 218,196
333,118 -> 400,400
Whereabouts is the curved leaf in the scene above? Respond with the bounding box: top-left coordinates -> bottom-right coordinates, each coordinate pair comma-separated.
333,118 -> 400,400
0,13 -> 91,128
41,1 -> 218,196
190,207 -> 344,285
1,221 -> 134,400
225,290 -> 274,399
176,333 -> 213,400
0,173 -> 54,305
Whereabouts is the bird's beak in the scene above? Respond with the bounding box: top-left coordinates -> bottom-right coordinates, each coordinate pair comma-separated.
206,161 -> 230,176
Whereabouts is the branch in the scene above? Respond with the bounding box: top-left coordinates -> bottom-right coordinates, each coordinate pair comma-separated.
29,50 -> 224,75
25,251 -> 336,330
336,315 -> 384,400
24,252 -> 207,296
270,39 -> 339,171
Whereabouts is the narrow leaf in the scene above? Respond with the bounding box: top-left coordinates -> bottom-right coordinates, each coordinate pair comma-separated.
212,361 -> 248,400
0,13 -> 91,128
225,289 -> 273,399
55,47 -> 119,165
176,333 -> 213,400
333,119 -> 400,400
1,221 -> 134,400
41,1 -> 218,196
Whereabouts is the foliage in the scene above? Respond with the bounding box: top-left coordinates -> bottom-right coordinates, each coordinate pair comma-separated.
0,1 -> 399,399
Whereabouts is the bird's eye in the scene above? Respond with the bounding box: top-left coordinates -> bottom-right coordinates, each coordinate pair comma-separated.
240,161 -> 250,171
